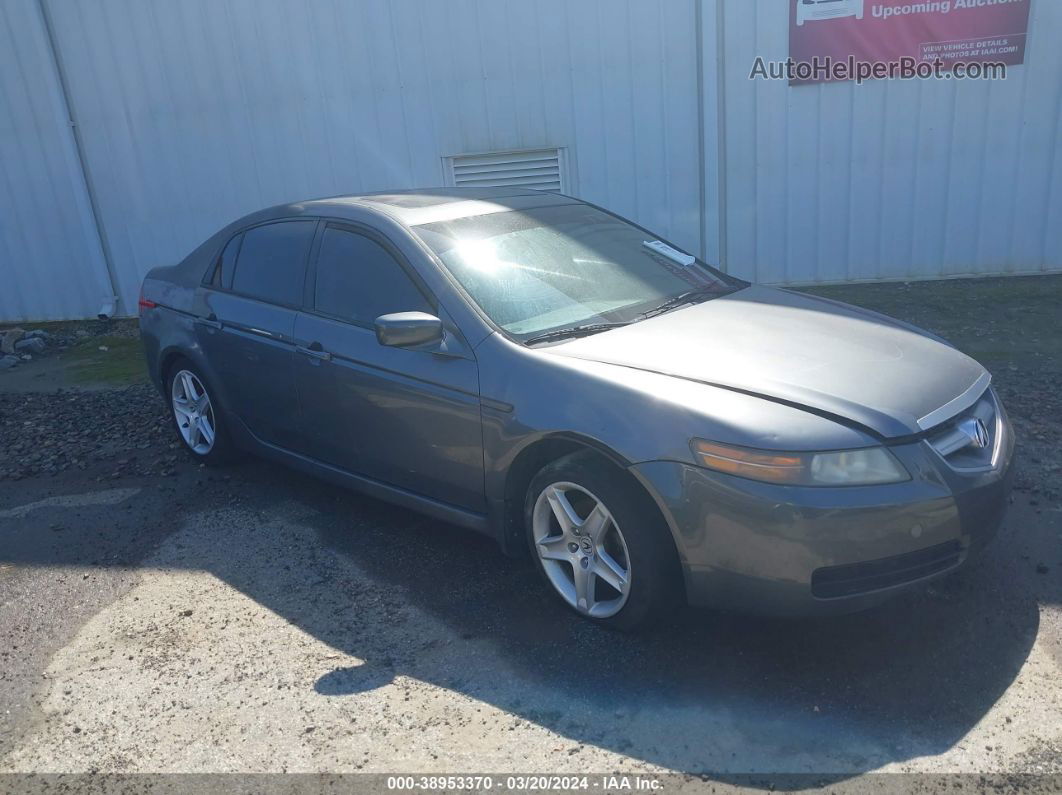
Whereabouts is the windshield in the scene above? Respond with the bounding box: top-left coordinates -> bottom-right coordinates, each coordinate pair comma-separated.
412,203 -> 742,343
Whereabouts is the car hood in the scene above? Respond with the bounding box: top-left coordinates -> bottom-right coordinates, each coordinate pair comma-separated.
548,285 -> 989,438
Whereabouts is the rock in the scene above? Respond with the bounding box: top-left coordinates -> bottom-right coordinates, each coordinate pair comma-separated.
0,355 -> 18,371
1,328 -> 25,355
24,330 -> 49,340
14,337 -> 46,354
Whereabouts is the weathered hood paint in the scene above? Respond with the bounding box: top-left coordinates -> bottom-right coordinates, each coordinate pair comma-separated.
548,286 -> 988,438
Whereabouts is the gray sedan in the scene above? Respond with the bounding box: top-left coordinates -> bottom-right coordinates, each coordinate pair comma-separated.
140,188 -> 1014,630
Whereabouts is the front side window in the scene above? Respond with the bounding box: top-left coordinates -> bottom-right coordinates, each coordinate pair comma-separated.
313,226 -> 432,325
231,221 -> 316,306
412,204 -> 741,342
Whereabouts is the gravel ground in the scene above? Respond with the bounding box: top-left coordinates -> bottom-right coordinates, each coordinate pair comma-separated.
0,276 -> 1059,790
0,385 -> 176,482
0,304 -> 182,481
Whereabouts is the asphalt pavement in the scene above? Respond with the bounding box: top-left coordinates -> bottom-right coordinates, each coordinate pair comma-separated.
0,444 -> 1059,783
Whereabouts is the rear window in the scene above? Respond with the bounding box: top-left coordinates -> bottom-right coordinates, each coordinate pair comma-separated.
231,221 -> 315,306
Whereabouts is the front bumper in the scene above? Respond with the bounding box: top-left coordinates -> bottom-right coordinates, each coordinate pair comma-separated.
631,413 -> 1015,616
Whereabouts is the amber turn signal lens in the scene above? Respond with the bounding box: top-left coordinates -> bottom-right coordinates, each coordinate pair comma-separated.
690,440 -> 806,484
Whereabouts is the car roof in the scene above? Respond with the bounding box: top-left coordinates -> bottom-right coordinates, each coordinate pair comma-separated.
251,187 -> 584,228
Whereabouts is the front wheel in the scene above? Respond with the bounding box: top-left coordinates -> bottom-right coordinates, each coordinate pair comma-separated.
525,452 -> 680,631
167,360 -> 236,465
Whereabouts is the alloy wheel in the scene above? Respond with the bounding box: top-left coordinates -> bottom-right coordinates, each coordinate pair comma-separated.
171,369 -> 216,455
532,481 -> 632,618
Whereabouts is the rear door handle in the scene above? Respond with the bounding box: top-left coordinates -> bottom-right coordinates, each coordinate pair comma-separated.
296,343 -> 332,362
195,314 -> 222,330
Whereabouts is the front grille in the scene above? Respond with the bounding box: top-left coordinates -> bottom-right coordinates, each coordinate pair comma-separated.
926,388 -> 1000,471
811,540 -> 963,599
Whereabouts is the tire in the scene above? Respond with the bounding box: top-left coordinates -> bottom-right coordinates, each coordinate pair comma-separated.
524,451 -> 681,631
165,358 -> 237,465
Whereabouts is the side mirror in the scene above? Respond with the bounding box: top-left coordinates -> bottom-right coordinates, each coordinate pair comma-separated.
374,312 -> 444,348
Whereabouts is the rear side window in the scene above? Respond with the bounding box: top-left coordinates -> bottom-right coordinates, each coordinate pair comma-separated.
231,221 -> 316,306
313,226 -> 432,325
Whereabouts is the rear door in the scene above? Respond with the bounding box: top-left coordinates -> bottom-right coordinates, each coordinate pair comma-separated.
294,222 -> 484,511
198,219 -> 317,450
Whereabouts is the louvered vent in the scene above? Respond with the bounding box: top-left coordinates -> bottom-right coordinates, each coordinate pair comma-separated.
446,148 -> 566,192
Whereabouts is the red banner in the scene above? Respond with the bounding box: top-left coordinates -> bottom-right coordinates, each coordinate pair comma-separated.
789,0 -> 1032,85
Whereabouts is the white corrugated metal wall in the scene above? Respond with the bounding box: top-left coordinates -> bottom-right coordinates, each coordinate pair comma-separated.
0,0 -> 1059,320
8,0 -> 700,320
0,0 -> 114,320
706,0 -> 1062,284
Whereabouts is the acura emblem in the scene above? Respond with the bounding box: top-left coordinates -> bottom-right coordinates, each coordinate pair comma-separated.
960,417 -> 991,450
973,418 -> 991,449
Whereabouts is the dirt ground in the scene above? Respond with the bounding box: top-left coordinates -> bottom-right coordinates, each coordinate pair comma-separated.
0,275 -> 1059,792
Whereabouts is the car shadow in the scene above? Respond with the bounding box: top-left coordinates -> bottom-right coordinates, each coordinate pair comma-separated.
0,455 -> 1053,783
197,458 -> 1051,782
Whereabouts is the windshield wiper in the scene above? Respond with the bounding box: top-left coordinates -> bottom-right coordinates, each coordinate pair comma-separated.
523,322 -> 630,346
638,287 -> 720,320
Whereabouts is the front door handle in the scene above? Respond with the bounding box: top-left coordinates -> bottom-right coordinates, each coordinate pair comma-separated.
296,343 -> 332,362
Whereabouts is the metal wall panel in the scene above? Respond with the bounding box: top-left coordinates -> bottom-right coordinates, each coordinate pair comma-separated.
0,0 -> 113,321
713,0 -> 1062,284
42,0 -> 702,314
5,0 -> 1059,321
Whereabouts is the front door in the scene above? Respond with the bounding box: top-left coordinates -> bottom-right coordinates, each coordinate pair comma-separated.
294,223 -> 484,512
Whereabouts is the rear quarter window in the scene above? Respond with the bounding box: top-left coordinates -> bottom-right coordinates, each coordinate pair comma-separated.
231,221 -> 316,306
210,232 -> 243,288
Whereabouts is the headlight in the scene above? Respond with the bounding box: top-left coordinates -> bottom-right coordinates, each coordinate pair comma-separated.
690,439 -> 909,486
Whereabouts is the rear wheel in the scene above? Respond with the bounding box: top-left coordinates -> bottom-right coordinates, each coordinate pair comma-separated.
166,360 -> 236,464
525,452 -> 680,631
